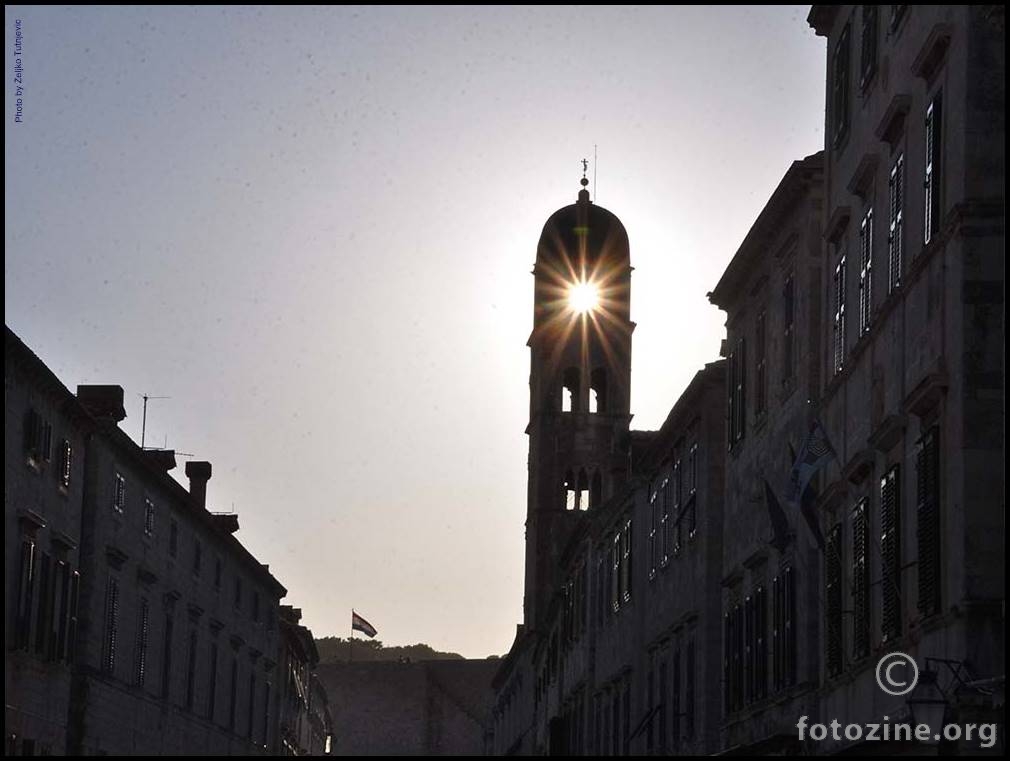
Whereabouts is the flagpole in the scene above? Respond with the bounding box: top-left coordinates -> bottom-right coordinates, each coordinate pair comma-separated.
349,609 -> 354,664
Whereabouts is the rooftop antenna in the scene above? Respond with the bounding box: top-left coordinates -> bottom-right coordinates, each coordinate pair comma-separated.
139,393 -> 171,449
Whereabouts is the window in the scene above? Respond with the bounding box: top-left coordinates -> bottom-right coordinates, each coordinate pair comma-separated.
161,615 -> 174,699
253,592 -> 261,624
755,311 -> 767,414
852,500 -> 870,659
671,646 -> 681,749
657,657 -> 667,753
248,672 -> 257,739
234,577 -> 243,611
619,519 -> 632,604
832,254 -> 847,374
53,560 -> 70,662
743,588 -> 767,704
15,538 -> 37,650
724,603 -> 744,713
193,540 -> 202,577
144,499 -> 155,537
671,453 -> 683,553
67,571 -> 80,663
924,93 -> 943,244
888,153 -> 905,293
113,473 -> 127,513
916,427 -> 941,616
215,557 -> 223,589
727,337 -> 746,446
102,577 -> 120,675
772,566 -> 797,691
186,630 -> 198,709
648,490 -> 658,579
59,440 -> 72,489
825,524 -> 844,677
859,5 -> 878,89
880,466 -> 902,641
135,598 -> 150,686
831,24 -> 851,147
229,656 -> 239,730
34,552 -> 53,658
23,409 -> 53,464
782,274 -> 795,385
562,367 -> 579,413
169,520 -> 178,558
590,368 -> 607,414
208,642 -> 219,721
685,639 -> 695,739
659,477 -> 671,565
858,208 -> 874,336
683,442 -> 698,538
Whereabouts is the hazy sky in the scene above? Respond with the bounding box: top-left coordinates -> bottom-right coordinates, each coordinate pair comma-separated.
5,5 -> 824,658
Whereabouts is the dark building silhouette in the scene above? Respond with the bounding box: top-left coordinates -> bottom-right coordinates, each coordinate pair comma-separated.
525,181 -> 634,632
491,5 -> 1004,755
317,659 -> 497,756
4,327 -> 332,756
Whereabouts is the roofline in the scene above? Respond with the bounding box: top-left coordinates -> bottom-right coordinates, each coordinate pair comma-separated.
708,152 -> 823,309
639,360 -> 727,472
5,324 -> 287,598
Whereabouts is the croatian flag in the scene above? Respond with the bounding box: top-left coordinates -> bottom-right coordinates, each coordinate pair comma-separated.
351,611 -> 378,638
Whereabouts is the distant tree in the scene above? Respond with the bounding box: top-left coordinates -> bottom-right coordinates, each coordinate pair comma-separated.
314,636 -> 466,663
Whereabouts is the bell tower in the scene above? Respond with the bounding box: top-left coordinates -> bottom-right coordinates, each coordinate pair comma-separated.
523,171 -> 634,630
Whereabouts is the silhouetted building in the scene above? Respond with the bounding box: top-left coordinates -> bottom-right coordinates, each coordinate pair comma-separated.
5,330 -> 91,756
491,185 -> 728,755
707,152 -> 826,754
491,5 -> 1004,755
4,326 -> 332,756
278,606 -> 333,755
803,4 -> 1004,753
317,659 -> 497,755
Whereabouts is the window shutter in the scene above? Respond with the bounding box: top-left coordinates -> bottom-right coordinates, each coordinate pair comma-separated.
888,155 -> 904,292
16,539 -> 36,650
103,578 -> 119,674
880,467 -> 902,640
917,428 -> 941,615
924,94 -> 943,244
825,524 -> 844,676
851,501 -> 870,658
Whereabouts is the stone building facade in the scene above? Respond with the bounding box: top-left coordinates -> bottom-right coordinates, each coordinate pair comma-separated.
708,152 -> 827,754
5,326 -> 332,755
491,5 -> 1003,756
804,4 -> 1004,753
317,659 -> 497,756
5,329 -> 91,756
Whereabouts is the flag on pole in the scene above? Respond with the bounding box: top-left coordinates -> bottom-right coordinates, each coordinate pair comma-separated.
786,422 -> 835,552
763,479 -> 792,553
786,419 -> 836,505
351,611 -> 378,638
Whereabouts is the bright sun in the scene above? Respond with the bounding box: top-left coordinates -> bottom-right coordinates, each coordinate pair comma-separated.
568,281 -> 599,314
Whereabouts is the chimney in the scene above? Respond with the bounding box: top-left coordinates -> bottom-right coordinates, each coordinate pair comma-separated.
144,449 -> 177,472
77,385 -> 126,423
210,513 -> 239,534
185,460 -> 212,508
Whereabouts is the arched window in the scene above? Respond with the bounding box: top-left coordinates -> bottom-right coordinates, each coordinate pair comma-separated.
578,469 -> 591,511
564,471 -> 577,511
590,368 -> 607,414
562,368 -> 580,413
